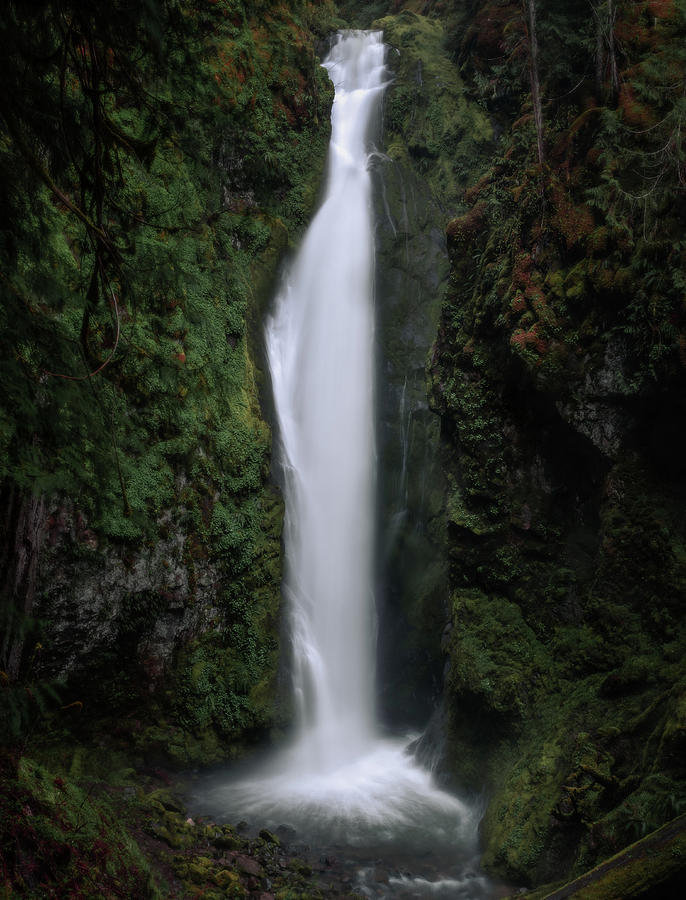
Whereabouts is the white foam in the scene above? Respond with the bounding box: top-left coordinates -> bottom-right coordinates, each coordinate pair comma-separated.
198,736 -> 476,849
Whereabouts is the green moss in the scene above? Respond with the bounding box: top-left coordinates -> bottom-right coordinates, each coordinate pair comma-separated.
0,0 -> 333,763
0,757 -> 162,899
446,590 -> 550,720
431,7 -> 686,880
374,11 -> 492,209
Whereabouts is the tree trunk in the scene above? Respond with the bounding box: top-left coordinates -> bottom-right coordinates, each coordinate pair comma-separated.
525,0 -> 545,165
594,1 -> 619,102
0,484 -> 46,681
607,0 -> 619,100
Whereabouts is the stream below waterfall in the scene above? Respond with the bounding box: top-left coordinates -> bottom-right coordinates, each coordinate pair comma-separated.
187,737 -> 511,898
189,31 -> 508,900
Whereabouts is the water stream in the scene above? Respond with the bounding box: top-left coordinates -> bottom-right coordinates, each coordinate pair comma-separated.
190,31 -> 500,899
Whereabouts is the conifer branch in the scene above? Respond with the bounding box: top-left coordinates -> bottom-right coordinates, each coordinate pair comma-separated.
0,99 -> 116,259
44,284 -> 121,382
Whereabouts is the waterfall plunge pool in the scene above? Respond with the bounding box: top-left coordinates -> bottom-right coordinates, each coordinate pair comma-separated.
186,734 -> 510,899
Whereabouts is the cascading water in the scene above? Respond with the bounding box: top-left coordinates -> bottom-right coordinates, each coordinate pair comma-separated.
268,31 -> 383,769
191,31 -> 498,899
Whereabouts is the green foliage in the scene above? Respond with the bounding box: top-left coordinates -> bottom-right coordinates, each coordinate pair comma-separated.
376,10 -> 492,210
174,587 -> 278,740
432,0 -> 686,885
0,757 -> 161,899
446,589 -> 549,717
0,0 -> 332,541
0,0 -> 329,757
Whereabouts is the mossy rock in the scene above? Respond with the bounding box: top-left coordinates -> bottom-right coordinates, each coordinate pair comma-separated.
214,868 -> 242,889
214,824 -> 243,850
374,10 -> 492,208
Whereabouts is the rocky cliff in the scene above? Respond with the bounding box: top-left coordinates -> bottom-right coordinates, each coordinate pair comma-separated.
372,6 -> 493,727
426,0 -> 686,889
1,0 -> 338,763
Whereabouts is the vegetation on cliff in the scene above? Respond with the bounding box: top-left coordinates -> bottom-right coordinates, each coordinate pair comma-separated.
0,0 -> 338,760
429,0 -> 686,889
0,0 -> 342,894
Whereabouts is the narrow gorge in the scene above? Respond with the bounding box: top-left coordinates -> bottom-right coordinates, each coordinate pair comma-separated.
2,2 -> 685,899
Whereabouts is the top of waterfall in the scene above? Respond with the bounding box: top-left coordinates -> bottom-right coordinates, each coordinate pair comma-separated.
322,30 -> 386,94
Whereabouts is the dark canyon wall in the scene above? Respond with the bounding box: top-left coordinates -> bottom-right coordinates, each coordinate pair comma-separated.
349,0 -> 686,891
425,0 -> 686,889
372,7 -> 492,727
1,0 -> 339,763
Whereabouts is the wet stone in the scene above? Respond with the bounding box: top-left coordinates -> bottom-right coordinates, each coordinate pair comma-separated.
235,854 -> 264,877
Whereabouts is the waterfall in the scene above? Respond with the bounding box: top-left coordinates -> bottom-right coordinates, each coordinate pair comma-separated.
266,30 -> 385,771
191,34 -> 493,896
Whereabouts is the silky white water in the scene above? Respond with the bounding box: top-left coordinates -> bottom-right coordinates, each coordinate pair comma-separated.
191,31 -> 492,895
267,30 -> 385,768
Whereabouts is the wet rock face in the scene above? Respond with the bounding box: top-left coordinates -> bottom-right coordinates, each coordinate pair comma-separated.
34,502 -> 222,690
430,276 -> 686,883
419,0 -> 686,881
371,9 -> 493,727
372,146 -> 450,726
554,339 -> 639,458
24,477 -> 286,765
